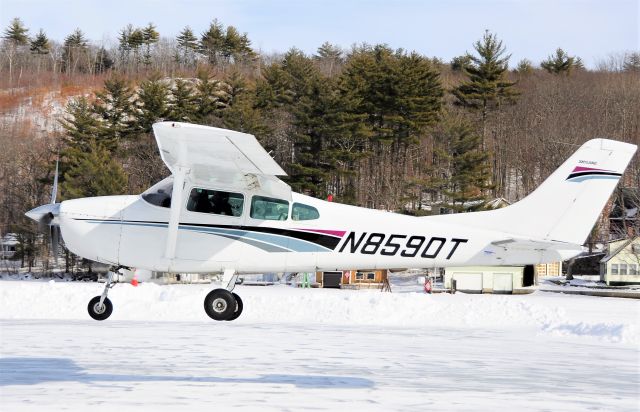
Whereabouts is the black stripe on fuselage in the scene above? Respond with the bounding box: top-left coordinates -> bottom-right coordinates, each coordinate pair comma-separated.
74,218 -> 343,250
566,171 -> 622,180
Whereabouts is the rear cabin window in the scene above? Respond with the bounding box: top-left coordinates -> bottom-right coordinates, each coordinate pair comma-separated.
250,196 -> 289,220
292,203 -> 320,221
187,188 -> 244,217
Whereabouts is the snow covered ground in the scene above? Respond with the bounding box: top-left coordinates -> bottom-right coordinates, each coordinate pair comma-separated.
1,280 -> 639,411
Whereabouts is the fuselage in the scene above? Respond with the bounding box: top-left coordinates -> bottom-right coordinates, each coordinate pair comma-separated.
57,187 -> 579,274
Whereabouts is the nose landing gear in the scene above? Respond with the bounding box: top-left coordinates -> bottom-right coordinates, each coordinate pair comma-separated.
87,269 -> 118,321
203,270 -> 244,321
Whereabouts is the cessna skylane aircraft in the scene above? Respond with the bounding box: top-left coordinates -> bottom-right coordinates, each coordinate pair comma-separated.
26,122 -> 637,321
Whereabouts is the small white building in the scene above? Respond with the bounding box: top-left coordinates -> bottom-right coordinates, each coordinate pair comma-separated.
0,233 -> 18,259
600,237 -> 640,286
444,266 -> 536,294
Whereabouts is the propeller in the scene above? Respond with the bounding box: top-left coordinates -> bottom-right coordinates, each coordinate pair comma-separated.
26,159 -> 61,261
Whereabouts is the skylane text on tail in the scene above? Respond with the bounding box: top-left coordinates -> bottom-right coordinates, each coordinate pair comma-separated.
26,122 -> 637,321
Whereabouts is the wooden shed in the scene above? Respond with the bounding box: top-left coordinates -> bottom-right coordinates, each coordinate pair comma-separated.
316,269 -> 388,289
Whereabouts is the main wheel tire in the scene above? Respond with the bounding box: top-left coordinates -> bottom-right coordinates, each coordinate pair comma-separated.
88,296 -> 113,321
204,289 -> 236,321
226,293 -> 243,321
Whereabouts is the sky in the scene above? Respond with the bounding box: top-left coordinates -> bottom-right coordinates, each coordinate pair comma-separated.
1,0 -> 638,67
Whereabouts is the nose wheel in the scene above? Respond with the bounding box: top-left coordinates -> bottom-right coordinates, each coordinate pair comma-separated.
88,296 -> 113,320
87,269 -> 118,321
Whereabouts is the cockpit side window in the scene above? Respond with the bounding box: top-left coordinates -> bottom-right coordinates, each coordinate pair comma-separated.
291,203 -> 320,221
250,196 -> 289,221
141,178 -> 173,208
186,188 -> 244,217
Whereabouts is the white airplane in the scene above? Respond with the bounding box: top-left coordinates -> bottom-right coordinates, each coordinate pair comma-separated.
26,122 -> 637,321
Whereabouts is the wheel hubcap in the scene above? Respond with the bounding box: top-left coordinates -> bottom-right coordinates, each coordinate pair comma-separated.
93,303 -> 106,314
212,297 -> 227,313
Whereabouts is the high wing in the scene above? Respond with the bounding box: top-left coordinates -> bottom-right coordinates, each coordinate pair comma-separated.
153,121 -> 286,181
151,122 -> 290,259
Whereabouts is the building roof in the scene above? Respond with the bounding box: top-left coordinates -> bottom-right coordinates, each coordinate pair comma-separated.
600,237 -> 639,263
0,233 -> 18,246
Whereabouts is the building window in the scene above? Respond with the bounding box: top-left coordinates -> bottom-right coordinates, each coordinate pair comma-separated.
611,264 -> 618,275
629,264 -> 638,276
619,264 -> 628,275
186,188 -> 244,217
292,203 -> 320,221
366,272 -> 375,280
250,196 -> 289,220
355,272 -> 364,280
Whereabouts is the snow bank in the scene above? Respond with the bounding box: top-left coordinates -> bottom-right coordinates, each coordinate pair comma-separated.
0,281 -> 638,345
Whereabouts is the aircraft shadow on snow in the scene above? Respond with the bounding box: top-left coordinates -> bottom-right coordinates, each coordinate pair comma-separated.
0,357 -> 374,389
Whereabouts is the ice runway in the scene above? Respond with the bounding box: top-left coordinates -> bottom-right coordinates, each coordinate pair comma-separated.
1,281 -> 639,411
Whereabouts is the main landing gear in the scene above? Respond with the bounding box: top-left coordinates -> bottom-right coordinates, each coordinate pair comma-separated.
88,269 -> 118,321
204,271 -> 243,321
86,268 -> 244,322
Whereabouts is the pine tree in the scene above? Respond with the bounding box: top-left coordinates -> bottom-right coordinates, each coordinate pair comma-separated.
128,28 -> 145,63
62,28 -> 89,74
92,77 -> 135,148
314,42 -> 343,76
168,79 -> 197,122
61,141 -> 128,200
2,17 -> 29,45
176,26 -> 198,65
450,54 -> 472,72
452,31 -> 518,141
200,19 -> 225,65
341,45 -> 442,145
281,48 -> 319,103
29,29 -> 50,54
59,97 -> 105,192
540,48 -> 576,74
515,58 -> 533,75
133,75 -> 170,132
59,97 -> 103,154
288,78 -> 330,196
321,81 -> 372,203
235,32 -> 256,63
192,69 -> 229,123
118,24 -> 133,65
431,115 -> 493,212
142,23 -> 159,66
255,63 -> 295,108
177,26 -> 198,51
222,26 -> 242,63
222,73 -> 268,136
3,18 -> 29,84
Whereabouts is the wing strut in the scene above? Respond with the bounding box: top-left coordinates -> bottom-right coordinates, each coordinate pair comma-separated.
164,166 -> 189,259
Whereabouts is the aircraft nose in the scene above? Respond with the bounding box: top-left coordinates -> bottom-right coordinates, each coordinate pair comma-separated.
25,203 -> 60,222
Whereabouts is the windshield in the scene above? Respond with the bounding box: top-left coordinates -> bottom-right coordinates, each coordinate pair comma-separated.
141,177 -> 173,208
